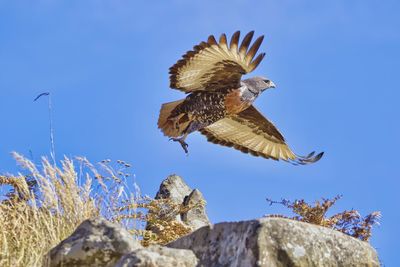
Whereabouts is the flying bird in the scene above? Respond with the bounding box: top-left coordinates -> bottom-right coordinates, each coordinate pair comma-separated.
158,31 -> 323,164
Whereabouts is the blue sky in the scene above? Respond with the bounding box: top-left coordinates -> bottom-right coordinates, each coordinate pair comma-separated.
0,0 -> 399,264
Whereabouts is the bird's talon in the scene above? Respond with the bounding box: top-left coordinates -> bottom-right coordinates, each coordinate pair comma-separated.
169,137 -> 189,154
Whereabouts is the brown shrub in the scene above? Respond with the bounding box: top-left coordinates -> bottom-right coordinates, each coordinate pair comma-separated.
266,195 -> 381,241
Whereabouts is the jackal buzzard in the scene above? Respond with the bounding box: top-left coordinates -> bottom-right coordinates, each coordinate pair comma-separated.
158,31 -> 323,164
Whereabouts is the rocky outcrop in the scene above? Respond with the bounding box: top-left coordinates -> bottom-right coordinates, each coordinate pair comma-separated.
168,217 -> 380,267
45,217 -> 141,267
153,174 -> 210,230
46,175 -> 380,267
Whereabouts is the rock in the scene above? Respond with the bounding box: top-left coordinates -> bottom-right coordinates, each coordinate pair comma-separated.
115,245 -> 198,267
168,217 -> 380,267
153,174 -> 210,230
155,174 -> 192,204
46,217 -> 141,267
182,189 -> 209,230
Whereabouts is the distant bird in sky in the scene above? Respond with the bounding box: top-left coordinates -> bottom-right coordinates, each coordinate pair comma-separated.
158,31 -> 323,164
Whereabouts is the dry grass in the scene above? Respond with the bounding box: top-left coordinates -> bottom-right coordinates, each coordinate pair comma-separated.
0,153 -> 191,267
266,195 -> 381,241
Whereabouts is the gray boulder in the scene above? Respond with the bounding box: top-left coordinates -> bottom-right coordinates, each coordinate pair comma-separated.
168,217 -> 380,267
45,217 -> 141,267
155,174 -> 192,203
182,189 -> 209,230
153,174 -> 210,230
115,245 -> 198,267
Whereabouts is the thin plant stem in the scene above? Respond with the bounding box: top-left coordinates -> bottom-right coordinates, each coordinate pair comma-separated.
34,92 -> 56,167
48,94 -> 56,167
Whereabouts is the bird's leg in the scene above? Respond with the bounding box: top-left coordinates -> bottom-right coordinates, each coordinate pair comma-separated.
170,133 -> 189,154
169,120 -> 204,154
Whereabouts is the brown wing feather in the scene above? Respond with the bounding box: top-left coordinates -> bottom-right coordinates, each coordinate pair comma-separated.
199,105 -> 323,164
169,31 -> 266,93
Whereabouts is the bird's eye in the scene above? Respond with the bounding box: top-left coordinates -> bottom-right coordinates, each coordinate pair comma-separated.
263,79 -> 270,83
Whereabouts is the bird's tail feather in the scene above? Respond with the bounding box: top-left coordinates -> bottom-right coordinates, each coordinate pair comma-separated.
289,151 -> 324,165
158,99 -> 189,137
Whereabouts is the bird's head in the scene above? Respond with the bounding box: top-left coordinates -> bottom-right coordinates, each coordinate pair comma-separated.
243,76 -> 276,94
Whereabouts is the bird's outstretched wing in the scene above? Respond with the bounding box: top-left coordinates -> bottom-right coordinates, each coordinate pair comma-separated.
169,31 -> 265,93
199,105 -> 323,165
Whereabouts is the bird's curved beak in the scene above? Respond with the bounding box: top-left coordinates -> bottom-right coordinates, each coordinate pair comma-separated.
269,81 -> 276,89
